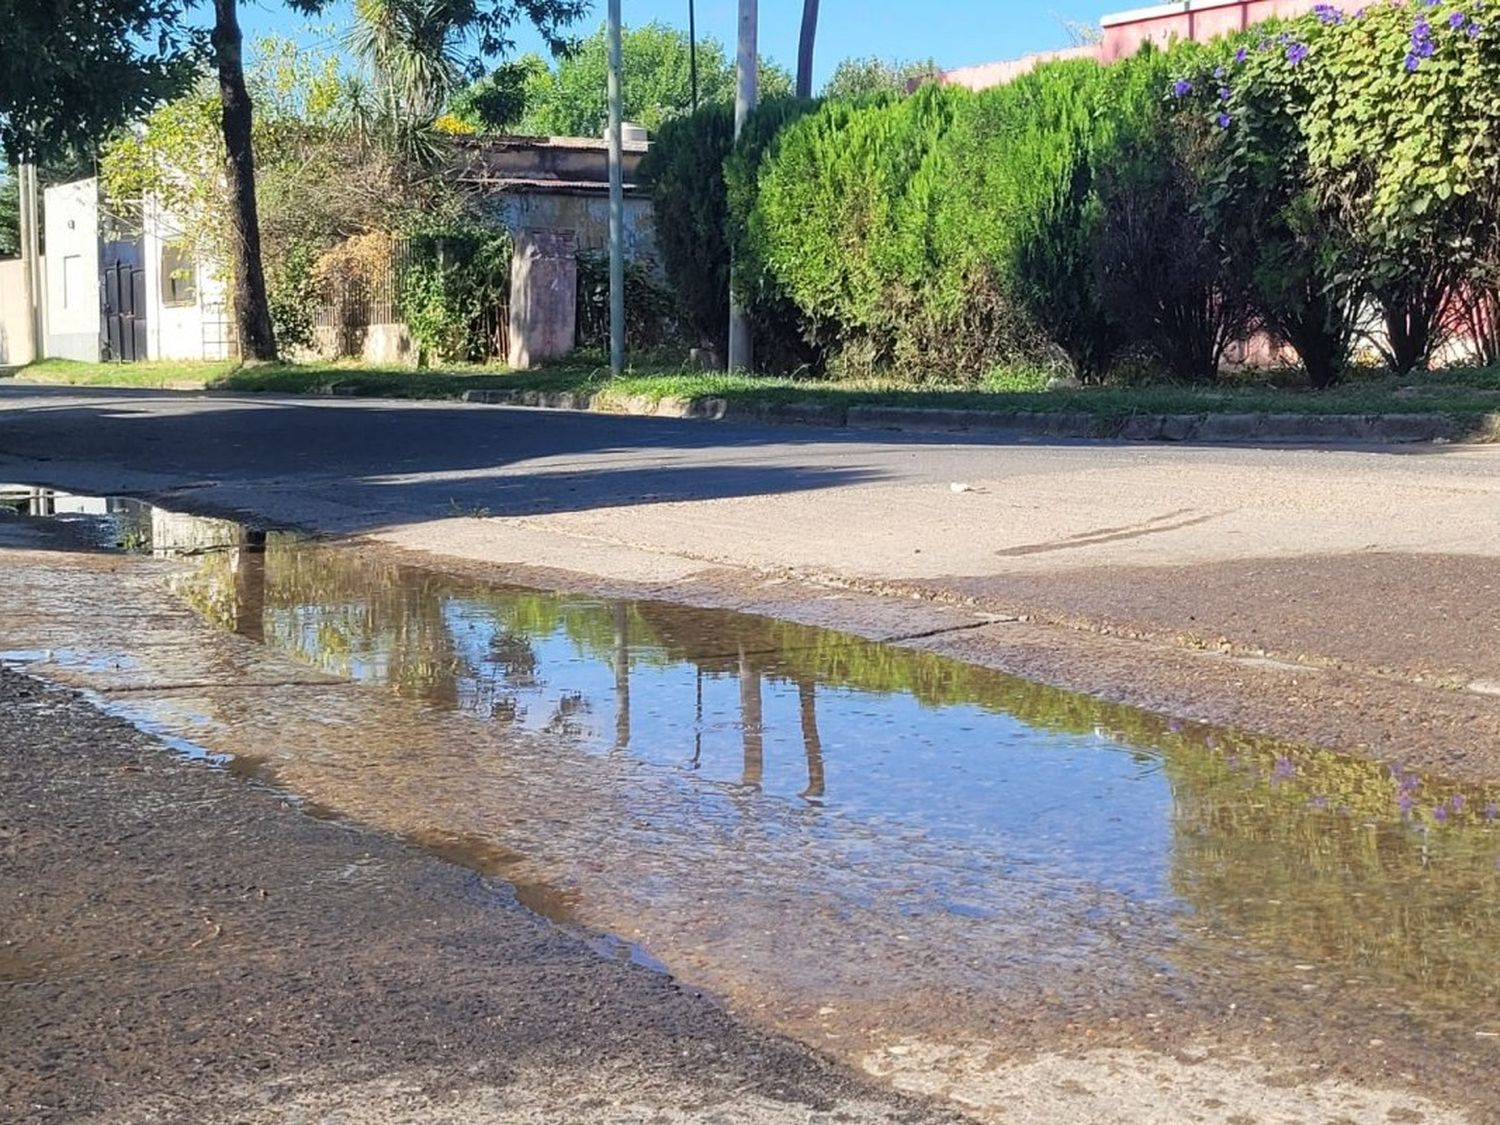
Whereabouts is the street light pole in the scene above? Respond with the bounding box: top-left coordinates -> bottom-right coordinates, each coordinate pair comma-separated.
726,0 -> 757,372
606,0 -> 625,378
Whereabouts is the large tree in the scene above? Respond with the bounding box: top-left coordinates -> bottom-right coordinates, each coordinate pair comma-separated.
0,0 -> 200,162
451,22 -> 792,137
821,56 -> 939,100
209,0 -> 588,361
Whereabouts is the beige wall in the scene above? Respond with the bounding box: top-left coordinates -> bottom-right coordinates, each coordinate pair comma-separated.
0,258 -> 37,366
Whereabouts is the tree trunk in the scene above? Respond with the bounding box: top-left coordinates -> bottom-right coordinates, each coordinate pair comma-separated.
795,0 -> 820,99
212,0 -> 277,363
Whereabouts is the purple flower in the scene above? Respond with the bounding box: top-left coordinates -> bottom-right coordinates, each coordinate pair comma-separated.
1172,77 -> 1194,98
1451,794 -> 1467,814
1485,802 -> 1498,821
1450,10 -> 1467,27
1398,792 -> 1417,817
1314,3 -> 1344,23
1271,757 -> 1296,782
1216,111 -> 1232,129
1469,20 -> 1484,37
1218,85 -> 1231,100
1235,47 -> 1250,63
1286,42 -> 1310,65
1434,804 -> 1450,824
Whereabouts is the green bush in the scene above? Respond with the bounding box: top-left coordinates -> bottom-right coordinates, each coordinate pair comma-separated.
1091,47 -> 1254,382
644,96 -> 818,370
641,103 -> 735,349
267,239 -> 320,353
574,251 -> 678,351
397,219 -> 512,364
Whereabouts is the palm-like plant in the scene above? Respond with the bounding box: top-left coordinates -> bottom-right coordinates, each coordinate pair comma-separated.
348,0 -> 465,121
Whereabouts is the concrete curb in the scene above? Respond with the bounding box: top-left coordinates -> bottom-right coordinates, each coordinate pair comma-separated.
460,388 -> 1500,445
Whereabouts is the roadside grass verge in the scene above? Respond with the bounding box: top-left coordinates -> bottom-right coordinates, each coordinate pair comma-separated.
12,356 -> 1500,421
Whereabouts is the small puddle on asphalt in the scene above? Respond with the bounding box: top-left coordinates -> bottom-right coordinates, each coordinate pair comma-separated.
5,487 -> 1500,1119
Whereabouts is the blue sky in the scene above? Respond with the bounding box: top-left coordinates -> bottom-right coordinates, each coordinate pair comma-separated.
226,0 -> 1126,88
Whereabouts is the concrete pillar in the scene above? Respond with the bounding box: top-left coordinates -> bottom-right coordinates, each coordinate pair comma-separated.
507,229 -> 578,370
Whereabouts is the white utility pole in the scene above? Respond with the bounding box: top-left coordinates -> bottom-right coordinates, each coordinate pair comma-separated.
726,0 -> 758,372
16,164 -> 42,363
606,0 -> 625,378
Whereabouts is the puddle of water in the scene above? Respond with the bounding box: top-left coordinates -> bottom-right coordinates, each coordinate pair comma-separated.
0,484 -> 255,556
6,488 -> 1500,1110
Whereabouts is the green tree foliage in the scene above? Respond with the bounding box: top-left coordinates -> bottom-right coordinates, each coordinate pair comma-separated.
486,22 -> 792,138
0,171 -> 17,257
820,56 -> 939,100
0,0 -> 200,162
447,56 -> 549,131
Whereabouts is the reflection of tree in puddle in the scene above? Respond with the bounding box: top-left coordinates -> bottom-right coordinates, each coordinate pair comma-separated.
170,539 -> 1500,1035
1161,727 -> 1500,1022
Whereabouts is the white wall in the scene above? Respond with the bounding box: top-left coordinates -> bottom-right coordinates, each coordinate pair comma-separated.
43,179 -> 101,362
0,258 -> 36,366
142,195 -> 229,361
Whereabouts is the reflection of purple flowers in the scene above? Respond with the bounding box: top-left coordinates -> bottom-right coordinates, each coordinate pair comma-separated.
1271,757 -> 1296,783
1308,795 -> 1330,810
1486,802 -> 1499,822
1434,804 -> 1451,824
1451,793 -> 1467,814
1398,792 -> 1417,817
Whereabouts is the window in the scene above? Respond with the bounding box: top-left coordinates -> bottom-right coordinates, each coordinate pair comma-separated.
160,243 -> 197,307
61,254 -> 83,309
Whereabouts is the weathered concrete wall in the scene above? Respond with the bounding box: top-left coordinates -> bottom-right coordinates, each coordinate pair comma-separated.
310,322 -> 417,367
508,229 -> 577,370
1099,0 -> 1354,61
43,179 -> 100,362
487,193 -> 660,275
142,195 -> 229,362
0,258 -> 36,366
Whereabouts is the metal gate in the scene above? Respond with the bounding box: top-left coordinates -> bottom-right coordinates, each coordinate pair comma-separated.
101,240 -> 147,363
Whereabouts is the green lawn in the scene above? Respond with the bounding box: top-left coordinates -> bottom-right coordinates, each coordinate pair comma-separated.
12,355 -> 1500,423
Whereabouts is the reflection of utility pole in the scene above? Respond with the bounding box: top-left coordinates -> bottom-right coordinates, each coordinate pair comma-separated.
738,644 -> 763,789
231,532 -> 268,644
691,664 -> 703,769
612,603 -> 631,752
797,677 -> 825,801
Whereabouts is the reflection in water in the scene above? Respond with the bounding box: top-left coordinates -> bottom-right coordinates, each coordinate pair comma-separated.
8,493 -> 1500,1109
161,534 -> 1500,1033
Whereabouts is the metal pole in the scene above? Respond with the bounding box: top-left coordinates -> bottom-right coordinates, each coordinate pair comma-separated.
688,0 -> 699,113
606,0 -> 625,378
726,0 -> 758,372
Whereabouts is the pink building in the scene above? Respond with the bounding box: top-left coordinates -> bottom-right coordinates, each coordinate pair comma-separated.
942,0 -> 1358,89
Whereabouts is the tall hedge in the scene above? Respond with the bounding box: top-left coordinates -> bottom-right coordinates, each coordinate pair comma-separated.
640,103 -> 735,350
643,97 -> 818,368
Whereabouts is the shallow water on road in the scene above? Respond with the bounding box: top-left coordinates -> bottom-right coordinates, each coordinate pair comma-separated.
5,489 -> 1500,1118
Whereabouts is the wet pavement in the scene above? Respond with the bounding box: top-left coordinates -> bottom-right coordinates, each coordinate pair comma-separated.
1,490 -> 1497,1122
